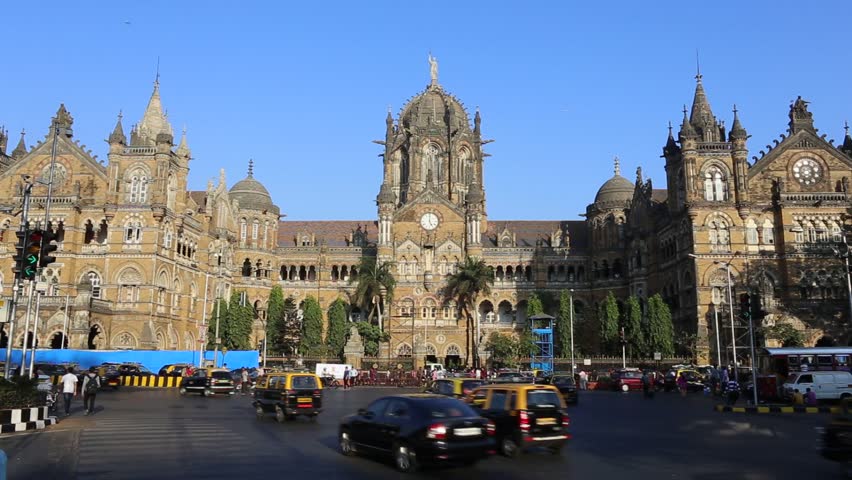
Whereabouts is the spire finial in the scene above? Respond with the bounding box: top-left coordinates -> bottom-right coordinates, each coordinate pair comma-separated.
695,49 -> 702,82
182,124 -> 187,136
155,56 -> 160,87
118,109 -> 123,122
613,156 -> 621,176
247,159 -> 254,177
668,121 -> 673,135
733,104 -> 738,115
845,121 -> 849,136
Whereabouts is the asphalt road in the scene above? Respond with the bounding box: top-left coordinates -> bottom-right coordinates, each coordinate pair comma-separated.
0,386 -> 845,479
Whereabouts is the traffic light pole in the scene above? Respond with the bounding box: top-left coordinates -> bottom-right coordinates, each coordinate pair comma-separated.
746,293 -> 759,406
4,181 -> 33,379
19,284 -> 35,377
27,291 -> 43,376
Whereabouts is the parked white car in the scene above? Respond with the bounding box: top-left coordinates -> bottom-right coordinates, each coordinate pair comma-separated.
783,371 -> 852,400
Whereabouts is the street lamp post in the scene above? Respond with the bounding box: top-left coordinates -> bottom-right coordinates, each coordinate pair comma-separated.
833,237 -> 852,324
569,289 -> 576,378
711,302 -> 722,368
723,261 -> 739,382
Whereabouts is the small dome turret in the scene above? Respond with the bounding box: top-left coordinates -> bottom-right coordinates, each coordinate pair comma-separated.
229,160 -> 279,215
594,157 -> 634,205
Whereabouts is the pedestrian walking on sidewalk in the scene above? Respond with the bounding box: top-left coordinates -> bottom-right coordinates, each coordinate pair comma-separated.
579,370 -> 588,390
60,367 -> 79,416
82,367 -> 101,415
343,366 -> 351,390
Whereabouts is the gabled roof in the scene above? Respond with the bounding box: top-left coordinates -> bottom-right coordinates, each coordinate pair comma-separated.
277,220 -> 377,247
482,220 -> 588,250
748,128 -> 852,179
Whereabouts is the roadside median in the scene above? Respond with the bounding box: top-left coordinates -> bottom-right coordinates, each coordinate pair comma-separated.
715,404 -> 840,414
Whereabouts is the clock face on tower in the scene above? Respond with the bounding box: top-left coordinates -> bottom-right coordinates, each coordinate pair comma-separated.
793,158 -> 821,186
420,212 -> 439,230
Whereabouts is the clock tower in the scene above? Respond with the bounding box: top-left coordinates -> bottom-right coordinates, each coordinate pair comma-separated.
375,57 -> 488,364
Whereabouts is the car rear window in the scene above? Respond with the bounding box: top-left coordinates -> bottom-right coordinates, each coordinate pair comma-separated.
620,371 -> 642,379
418,399 -> 478,418
292,376 -> 318,389
211,371 -> 231,380
526,389 -> 562,409
552,376 -> 575,385
462,380 -> 484,392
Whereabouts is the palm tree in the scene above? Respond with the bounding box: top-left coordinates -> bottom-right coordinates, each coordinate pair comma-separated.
443,256 -> 494,368
350,257 -> 396,328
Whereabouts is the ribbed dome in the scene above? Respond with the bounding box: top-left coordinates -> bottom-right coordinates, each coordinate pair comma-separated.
594,175 -> 634,205
229,166 -> 279,214
399,86 -> 470,131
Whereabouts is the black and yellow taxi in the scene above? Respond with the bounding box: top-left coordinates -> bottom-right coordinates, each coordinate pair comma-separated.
253,372 -> 323,422
427,378 -> 487,399
466,383 -> 570,457
179,368 -> 235,397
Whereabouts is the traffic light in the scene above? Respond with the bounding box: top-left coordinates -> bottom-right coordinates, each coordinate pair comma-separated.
21,229 -> 43,280
750,292 -> 766,322
739,293 -> 751,321
12,229 -> 28,281
39,228 -> 58,267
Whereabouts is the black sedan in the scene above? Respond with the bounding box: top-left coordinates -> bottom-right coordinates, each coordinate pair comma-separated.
548,374 -> 579,405
339,394 -> 495,472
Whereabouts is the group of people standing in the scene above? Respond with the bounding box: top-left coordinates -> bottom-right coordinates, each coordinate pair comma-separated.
58,367 -> 101,416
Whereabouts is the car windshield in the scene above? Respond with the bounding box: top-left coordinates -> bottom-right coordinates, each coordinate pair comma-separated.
620,371 -> 643,379
461,380 -> 484,392
526,389 -> 562,409
418,399 -> 478,418
552,376 -> 575,385
211,371 -> 231,380
292,376 -> 318,389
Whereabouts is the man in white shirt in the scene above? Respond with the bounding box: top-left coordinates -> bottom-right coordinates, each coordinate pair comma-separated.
60,367 -> 79,416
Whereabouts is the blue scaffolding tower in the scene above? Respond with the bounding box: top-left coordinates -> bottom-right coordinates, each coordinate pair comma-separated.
528,313 -> 555,374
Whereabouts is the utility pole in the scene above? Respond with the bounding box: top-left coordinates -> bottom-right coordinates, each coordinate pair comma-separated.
4,180 -> 33,378
569,289 -> 576,378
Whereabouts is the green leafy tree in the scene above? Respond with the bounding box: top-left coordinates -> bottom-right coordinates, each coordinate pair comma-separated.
527,292 -> 544,316
624,295 -> 645,358
326,299 -> 349,358
575,303 -> 598,356
206,298 -> 229,350
266,285 -> 285,352
762,322 -> 805,347
350,257 -> 396,327
354,321 -> 390,356
598,291 -> 620,355
443,256 -> 494,367
646,294 -> 674,356
300,296 -> 324,355
555,290 -> 575,358
225,291 -> 254,350
486,331 -> 519,367
276,297 -> 301,355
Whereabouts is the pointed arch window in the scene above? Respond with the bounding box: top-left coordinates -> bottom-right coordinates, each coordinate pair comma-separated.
240,219 -> 247,242
708,218 -> 731,253
745,219 -> 758,245
703,167 -> 727,201
762,219 -> 775,245
124,220 -> 142,244
129,170 -> 149,203
252,220 -> 259,240
87,272 -> 102,299
831,221 -> 843,243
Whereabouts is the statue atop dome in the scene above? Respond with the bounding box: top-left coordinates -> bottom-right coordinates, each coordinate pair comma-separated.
428,53 -> 439,87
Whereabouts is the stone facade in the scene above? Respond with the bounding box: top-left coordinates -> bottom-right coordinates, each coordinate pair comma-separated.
2,68 -> 851,365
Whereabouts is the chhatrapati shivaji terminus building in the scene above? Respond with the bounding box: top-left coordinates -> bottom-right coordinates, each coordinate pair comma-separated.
1,62 -> 851,365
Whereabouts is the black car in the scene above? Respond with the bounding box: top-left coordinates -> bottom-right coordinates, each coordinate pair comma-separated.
339,394 -> 495,472
547,374 -> 578,405
820,399 -> 852,463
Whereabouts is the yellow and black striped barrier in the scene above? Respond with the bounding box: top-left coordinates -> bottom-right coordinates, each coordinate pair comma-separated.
715,404 -> 841,414
49,375 -> 184,388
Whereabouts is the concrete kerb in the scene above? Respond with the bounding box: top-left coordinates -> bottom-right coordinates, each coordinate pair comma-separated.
715,404 -> 841,414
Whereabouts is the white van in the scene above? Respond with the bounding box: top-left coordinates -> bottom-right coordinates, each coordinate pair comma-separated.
783,371 -> 852,400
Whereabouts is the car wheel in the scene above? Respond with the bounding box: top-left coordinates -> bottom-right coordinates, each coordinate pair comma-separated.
203,389 -> 212,397
501,436 -> 520,458
179,386 -> 187,396
275,405 -> 286,423
842,393 -> 851,400
339,431 -> 356,456
394,443 -> 417,473
255,405 -> 265,419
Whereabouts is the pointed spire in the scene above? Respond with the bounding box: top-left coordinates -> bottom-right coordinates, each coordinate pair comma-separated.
729,104 -> 748,140
134,75 -> 173,145
11,129 -> 27,158
109,110 -> 126,145
679,105 -> 697,139
0,126 -> 7,155
247,159 -> 254,177
613,156 -> 621,176
841,121 -> 852,155
663,121 -> 680,157
176,125 -> 190,157
51,104 -> 74,135
690,73 -> 717,140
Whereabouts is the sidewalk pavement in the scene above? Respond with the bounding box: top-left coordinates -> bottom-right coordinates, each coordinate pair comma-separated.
0,415 -> 87,479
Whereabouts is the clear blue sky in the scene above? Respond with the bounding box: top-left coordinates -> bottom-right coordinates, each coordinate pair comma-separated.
3,1 -> 852,220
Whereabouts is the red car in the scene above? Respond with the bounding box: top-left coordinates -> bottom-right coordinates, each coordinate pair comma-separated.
612,370 -> 644,391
